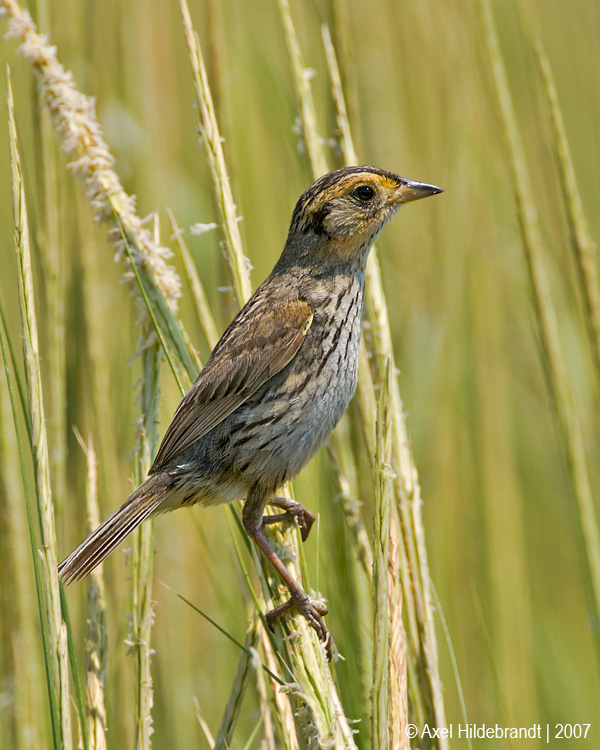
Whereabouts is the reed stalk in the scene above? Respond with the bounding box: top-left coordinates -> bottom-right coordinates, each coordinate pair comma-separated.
7,66 -> 72,749
72,430 -> 107,750
180,3 -> 358,745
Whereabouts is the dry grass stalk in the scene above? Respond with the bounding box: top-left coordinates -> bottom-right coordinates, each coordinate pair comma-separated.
1,0 -> 200,379
3,0 -> 179,306
213,620 -> 262,750
2,2 -> 444,745
388,504 -> 408,750
129,336 -> 162,749
0,346 -> 44,748
1,0 -> 598,746
193,698 -> 215,748
179,0 -> 252,307
252,642 -> 277,750
37,97 -> 68,510
179,4 -> 357,743
323,20 -> 447,744
72,431 -> 107,750
278,0 -> 328,178
256,627 -> 298,750
7,66 -> 72,749
372,364 -> 393,748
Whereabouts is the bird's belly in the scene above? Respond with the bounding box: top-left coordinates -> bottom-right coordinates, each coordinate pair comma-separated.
166,354 -> 358,505
171,279 -> 364,500
226,315 -> 361,488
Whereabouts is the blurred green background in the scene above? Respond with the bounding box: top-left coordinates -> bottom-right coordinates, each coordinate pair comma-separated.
0,0 -> 599,748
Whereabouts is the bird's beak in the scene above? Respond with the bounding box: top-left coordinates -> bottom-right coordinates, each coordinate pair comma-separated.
393,179 -> 444,204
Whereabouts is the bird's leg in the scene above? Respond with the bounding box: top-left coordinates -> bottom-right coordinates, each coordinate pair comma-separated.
243,487 -> 330,659
263,496 -> 315,541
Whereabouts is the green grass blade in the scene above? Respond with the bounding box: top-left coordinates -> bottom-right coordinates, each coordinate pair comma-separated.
7,64 -> 72,749
167,208 -> 220,350
0,297 -> 29,442
3,0 -> 199,381
0,284 -> 61,750
60,585 -> 90,750
534,37 -> 600,391
322,20 -> 448,742
180,0 -> 253,307
120,219 -> 187,396
431,583 -> 472,750
162,582 -> 283,685
482,0 -> 600,673
213,624 -> 262,750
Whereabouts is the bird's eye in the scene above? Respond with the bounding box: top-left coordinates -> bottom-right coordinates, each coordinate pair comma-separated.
354,185 -> 375,202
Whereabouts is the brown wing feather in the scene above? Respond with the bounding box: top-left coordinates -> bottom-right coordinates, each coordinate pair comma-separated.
150,297 -> 313,473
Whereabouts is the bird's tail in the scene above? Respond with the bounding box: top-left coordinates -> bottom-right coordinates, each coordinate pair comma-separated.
58,474 -> 168,584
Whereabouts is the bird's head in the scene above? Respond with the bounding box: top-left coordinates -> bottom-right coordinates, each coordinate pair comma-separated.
288,166 -> 442,260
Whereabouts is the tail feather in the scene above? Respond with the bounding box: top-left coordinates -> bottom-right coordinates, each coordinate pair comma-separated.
59,478 -> 166,584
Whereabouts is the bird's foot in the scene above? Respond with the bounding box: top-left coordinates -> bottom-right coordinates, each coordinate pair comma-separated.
264,497 -> 315,541
265,589 -> 332,660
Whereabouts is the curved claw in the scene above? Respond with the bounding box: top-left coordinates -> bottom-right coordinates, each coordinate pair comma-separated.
296,506 -> 316,542
265,590 -> 332,660
263,498 -> 316,542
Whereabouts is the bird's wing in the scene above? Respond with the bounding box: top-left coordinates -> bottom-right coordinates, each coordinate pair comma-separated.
150,297 -> 313,473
